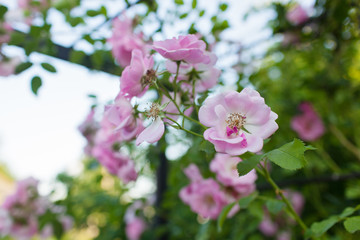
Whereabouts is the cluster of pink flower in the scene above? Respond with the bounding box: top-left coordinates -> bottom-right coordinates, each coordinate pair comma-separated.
180,154 -> 257,219
108,15 -> 149,68
259,190 -> 305,240
291,102 -> 325,141
0,177 -> 73,239
78,98 -> 139,184
100,16 -> 279,221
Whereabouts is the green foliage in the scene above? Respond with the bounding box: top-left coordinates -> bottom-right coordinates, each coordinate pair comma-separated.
217,202 -> 236,232
41,63 -> 57,73
265,199 -> 285,214
237,154 -> 262,176
344,216 -> 360,233
15,62 -> 33,74
30,76 -> 42,95
266,139 -> 311,170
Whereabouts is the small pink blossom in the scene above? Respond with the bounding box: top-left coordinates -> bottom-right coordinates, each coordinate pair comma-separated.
104,94 -> 144,141
286,4 -> 309,25
108,15 -> 148,67
125,217 -> 146,240
199,88 -> 278,155
92,145 -> 137,184
153,35 -> 210,64
179,164 -> 227,219
259,213 -> 278,236
210,153 -> 257,195
291,102 -> 325,141
120,49 -> 155,99
165,52 -> 220,93
136,103 -> 165,145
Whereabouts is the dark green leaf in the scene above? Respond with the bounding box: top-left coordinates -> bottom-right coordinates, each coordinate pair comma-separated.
192,0 -> 197,9
237,154 -> 262,176
41,63 -> 57,73
15,62 -> 33,74
238,191 -> 258,209
344,216 -> 360,233
217,202 -> 236,232
0,5 -> 8,19
31,76 -> 42,95
265,199 -> 285,214
265,139 -> 309,170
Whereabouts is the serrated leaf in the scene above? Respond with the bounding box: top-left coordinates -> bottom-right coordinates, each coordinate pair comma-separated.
265,139 -> 309,170
15,62 -> 33,74
309,216 -> 339,237
265,199 -> 285,214
41,63 -> 57,73
31,76 -> 42,95
344,216 -> 360,233
238,191 -> 258,209
237,154 -> 262,176
217,202 -> 236,232
192,0 -> 197,9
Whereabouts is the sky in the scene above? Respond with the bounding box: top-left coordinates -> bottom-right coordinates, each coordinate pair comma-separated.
0,0 -> 314,195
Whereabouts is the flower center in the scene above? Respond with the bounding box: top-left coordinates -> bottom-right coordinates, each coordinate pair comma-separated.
141,69 -> 156,87
225,113 -> 246,136
148,103 -> 160,120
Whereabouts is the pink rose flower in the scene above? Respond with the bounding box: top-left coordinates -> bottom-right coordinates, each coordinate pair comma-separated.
291,102 -> 325,141
104,94 -> 144,141
136,103 -> 165,145
179,164 -> 227,219
120,49 -> 155,99
153,35 -> 210,64
286,4 -> 309,25
125,217 -> 146,240
92,145 -> 137,184
108,15 -> 148,67
199,88 -> 278,155
210,153 -> 257,195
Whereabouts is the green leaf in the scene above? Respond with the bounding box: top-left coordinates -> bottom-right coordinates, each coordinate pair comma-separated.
237,154 -> 262,176
265,139 -> 310,170
192,0 -> 197,9
199,10 -> 205,17
238,191 -> 258,209
180,13 -> 188,19
31,76 -> 42,95
309,216 -> 339,237
199,140 -> 215,155
217,202 -> 236,232
344,216 -> 360,233
219,3 -> 228,11
41,63 -> 57,73
0,5 -> 8,19
100,6 -> 107,17
15,62 -> 33,74
339,207 -> 355,218
174,0 -> 184,5
265,199 -> 285,214
86,10 -> 100,17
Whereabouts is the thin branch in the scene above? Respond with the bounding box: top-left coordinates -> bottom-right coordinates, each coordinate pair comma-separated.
257,171 -> 360,191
